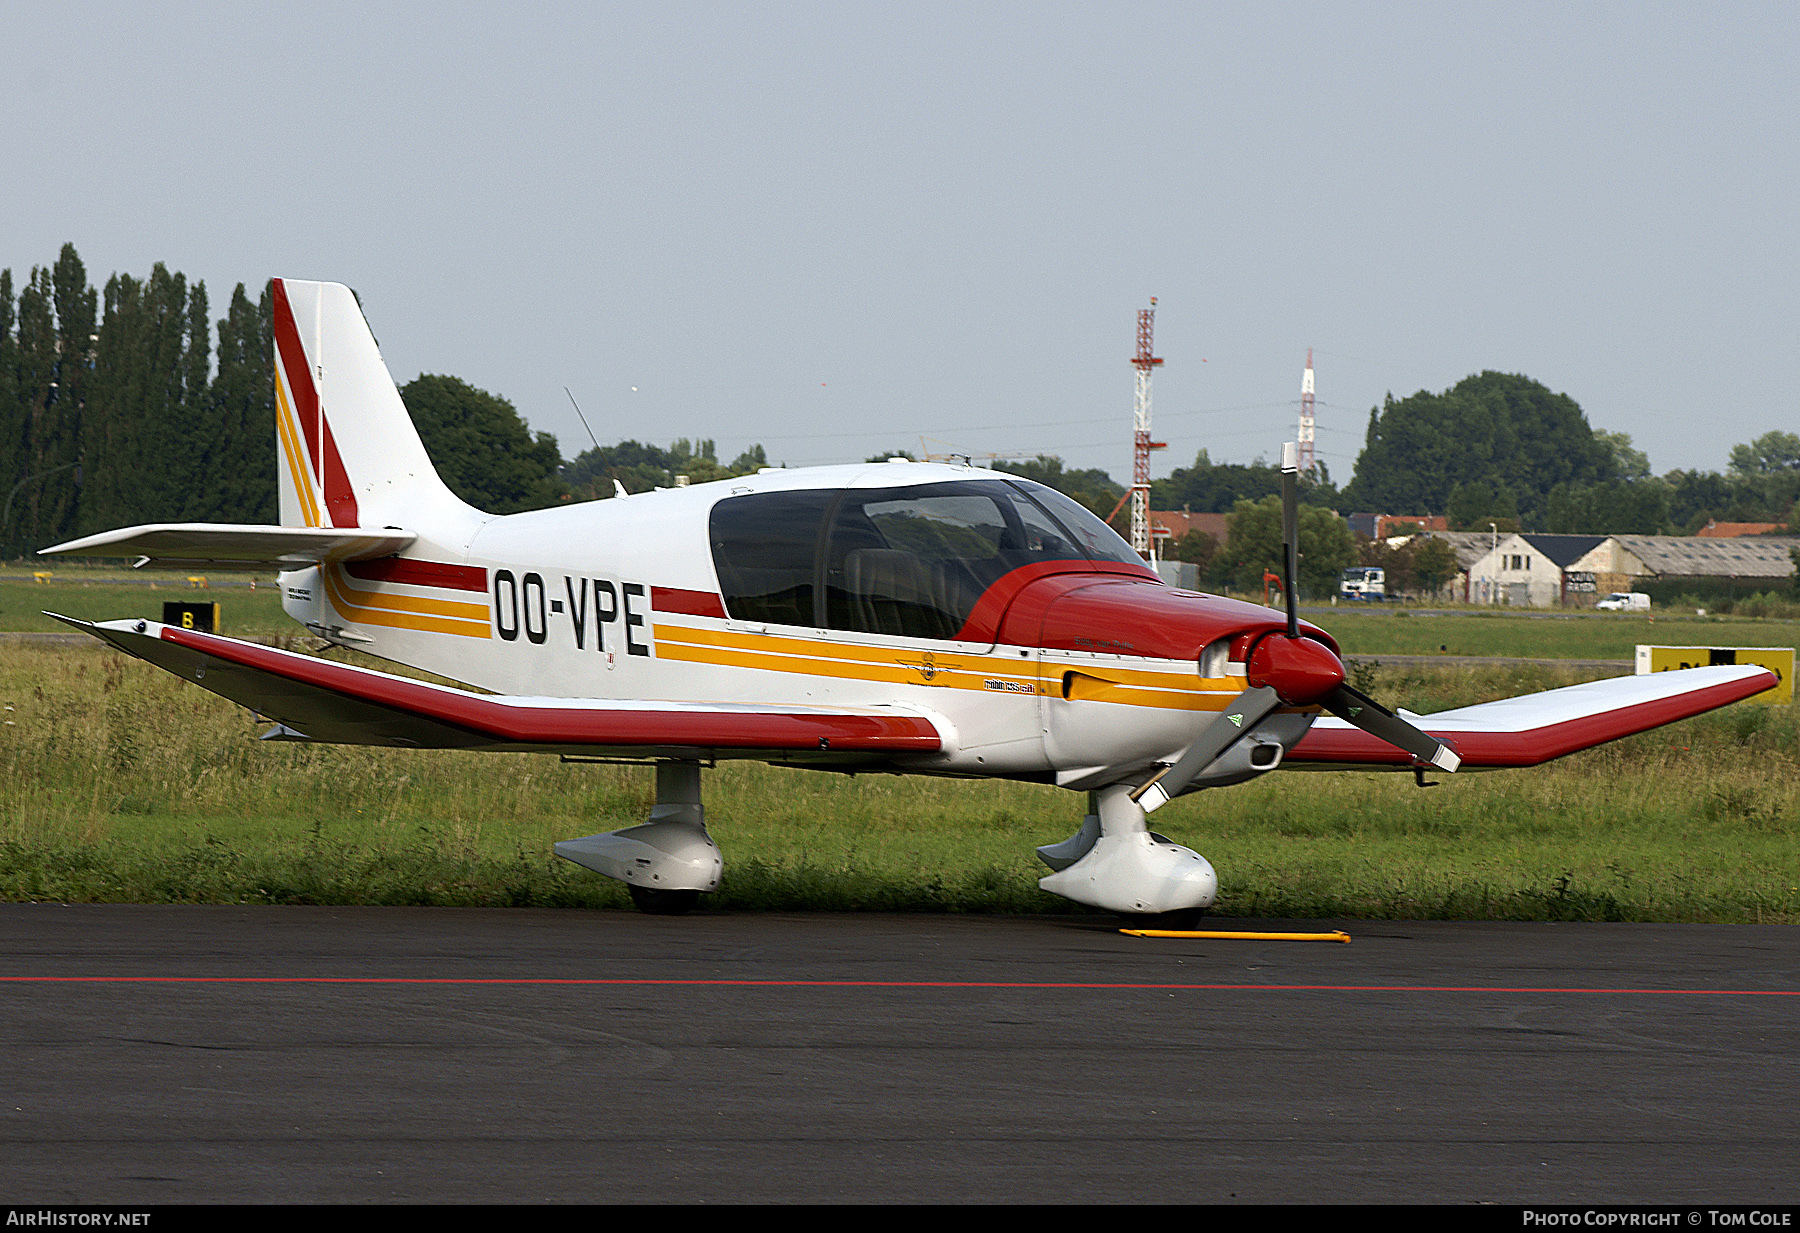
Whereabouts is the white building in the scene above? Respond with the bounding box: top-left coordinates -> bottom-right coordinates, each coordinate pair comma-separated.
1464,534 -> 1607,607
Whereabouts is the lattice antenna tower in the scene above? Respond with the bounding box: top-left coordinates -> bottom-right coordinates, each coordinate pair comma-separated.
1130,298 -> 1166,559
1298,348 -> 1316,473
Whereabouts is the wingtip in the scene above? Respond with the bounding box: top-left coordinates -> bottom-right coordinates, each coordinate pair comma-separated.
43,611 -> 95,634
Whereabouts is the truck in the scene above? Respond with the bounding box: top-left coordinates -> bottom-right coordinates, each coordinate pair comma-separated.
1595,592 -> 1650,612
1339,566 -> 1386,601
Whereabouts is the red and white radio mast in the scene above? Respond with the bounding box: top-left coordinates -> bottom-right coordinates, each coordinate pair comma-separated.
1297,348 -> 1316,473
1130,299 -> 1166,559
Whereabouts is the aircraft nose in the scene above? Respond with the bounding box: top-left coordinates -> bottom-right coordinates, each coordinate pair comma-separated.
1245,634 -> 1347,706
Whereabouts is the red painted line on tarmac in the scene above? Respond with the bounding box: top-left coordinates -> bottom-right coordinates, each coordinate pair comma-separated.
1,977 -> 1794,996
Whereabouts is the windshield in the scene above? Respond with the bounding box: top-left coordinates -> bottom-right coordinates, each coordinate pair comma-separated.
710,478 -> 1140,636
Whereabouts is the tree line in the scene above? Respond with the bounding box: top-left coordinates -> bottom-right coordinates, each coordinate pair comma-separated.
7,246 -> 1789,574
1338,372 -> 1797,536
0,246 -> 277,556
0,245 -> 777,549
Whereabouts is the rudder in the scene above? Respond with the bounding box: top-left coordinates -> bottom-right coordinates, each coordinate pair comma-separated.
271,279 -> 474,532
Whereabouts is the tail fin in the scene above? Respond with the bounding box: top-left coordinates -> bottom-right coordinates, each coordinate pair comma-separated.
271,280 -> 474,531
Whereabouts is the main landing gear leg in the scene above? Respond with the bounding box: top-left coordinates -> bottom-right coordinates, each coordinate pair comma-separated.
1035,783 -> 1217,917
554,761 -> 723,915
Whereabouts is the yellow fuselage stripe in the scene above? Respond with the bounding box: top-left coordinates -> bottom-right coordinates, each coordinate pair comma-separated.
652,622 -> 1238,711
323,566 -> 491,639
328,569 -> 491,620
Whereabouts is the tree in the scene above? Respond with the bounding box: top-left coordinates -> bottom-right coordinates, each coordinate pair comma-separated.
562,438 -> 771,498
202,282 -> 276,523
1218,496 -> 1355,598
1163,529 -> 1218,570
1538,478 -> 1670,535
1413,537 -> 1459,596
1356,535 -> 1418,596
1594,429 -> 1652,482
728,443 -> 768,473
0,269 -> 19,535
1150,448 -> 1341,515
12,249 -> 95,546
1446,478 -> 1519,532
401,374 -> 564,513
1728,431 -> 1800,478
1344,372 -> 1607,519
81,265 -> 208,531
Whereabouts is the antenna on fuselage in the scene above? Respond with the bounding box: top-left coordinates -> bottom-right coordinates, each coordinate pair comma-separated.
564,387 -> 602,453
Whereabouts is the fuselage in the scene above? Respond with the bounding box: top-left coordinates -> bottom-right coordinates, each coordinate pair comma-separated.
280,462 -> 1329,779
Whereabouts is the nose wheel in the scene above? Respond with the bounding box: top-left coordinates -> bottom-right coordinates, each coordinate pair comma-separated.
1037,784 -> 1219,915
628,886 -> 701,916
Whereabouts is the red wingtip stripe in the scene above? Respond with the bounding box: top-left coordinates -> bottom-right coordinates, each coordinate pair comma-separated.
1287,670 -> 1779,768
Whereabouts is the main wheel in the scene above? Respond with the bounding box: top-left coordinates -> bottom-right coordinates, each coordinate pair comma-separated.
628,885 -> 701,916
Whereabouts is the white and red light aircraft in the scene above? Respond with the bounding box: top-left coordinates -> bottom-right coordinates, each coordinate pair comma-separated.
46,280 -> 1777,917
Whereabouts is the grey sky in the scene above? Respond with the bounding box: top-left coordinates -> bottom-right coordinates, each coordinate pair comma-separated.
6,2 -> 1793,487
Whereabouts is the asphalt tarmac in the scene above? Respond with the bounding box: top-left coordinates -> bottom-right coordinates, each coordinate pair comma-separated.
2,905 -> 1795,1204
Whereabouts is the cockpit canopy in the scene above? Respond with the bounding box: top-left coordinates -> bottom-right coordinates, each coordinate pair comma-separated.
709,478 -> 1144,639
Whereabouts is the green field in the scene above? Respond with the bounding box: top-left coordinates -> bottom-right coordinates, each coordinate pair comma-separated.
0,566 -> 290,636
1318,607 -> 1800,660
0,636 -> 1793,922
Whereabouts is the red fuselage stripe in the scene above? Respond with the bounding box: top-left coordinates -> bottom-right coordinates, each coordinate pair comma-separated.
652,587 -> 729,619
344,557 -> 489,592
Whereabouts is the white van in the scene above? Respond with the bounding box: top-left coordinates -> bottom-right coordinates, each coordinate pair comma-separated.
1595,592 -> 1650,612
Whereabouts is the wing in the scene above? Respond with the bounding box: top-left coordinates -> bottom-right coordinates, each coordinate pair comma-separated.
41,523 -> 416,571
1284,665 -> 1777,770
55,617 -> 943,765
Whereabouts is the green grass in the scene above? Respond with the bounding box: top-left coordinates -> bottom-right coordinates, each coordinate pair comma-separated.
0,643 -> 1794,921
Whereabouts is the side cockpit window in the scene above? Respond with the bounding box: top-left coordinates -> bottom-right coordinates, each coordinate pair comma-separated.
824,490 -> 1010,638
709,479 -> 1136,638
708,490 -> 832,627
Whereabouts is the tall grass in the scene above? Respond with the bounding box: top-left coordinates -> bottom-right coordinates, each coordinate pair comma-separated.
0,645 -> 1793,921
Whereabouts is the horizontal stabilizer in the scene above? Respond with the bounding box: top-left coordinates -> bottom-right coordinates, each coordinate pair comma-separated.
52,616 -> 943,763
1286,665 -> 1777,769
41,523 -> 416,570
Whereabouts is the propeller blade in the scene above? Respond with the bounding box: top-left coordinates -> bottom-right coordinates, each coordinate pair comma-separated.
1281,442 -> 1299,637
1131,685 -> 1282,812
1323,682 -> 1461,772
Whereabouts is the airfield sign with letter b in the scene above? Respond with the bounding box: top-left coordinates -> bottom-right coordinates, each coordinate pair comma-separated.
1636,645 -> 1793,705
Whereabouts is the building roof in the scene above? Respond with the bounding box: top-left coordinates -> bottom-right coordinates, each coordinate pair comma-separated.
1696,520 -> 1785,538
1411,530 -> 1496,570
1374,514 -> 1448,537
1150,510 -> 1231,545
1613,535 -> 1800,578
1518,534 -> 1608,569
